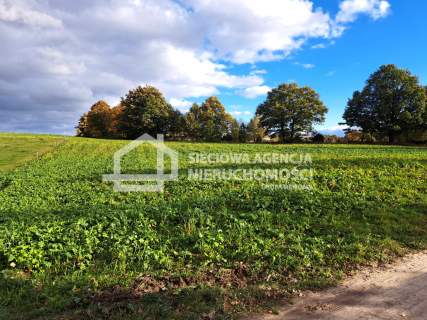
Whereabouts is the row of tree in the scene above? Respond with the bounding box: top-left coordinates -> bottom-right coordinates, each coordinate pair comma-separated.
76,86 -> 267,142
76,84 -> 328,142
77,64 -> 427,144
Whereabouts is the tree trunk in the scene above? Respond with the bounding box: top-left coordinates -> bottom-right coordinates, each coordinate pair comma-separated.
289,121 -> 294,141
280,124 -> 285,143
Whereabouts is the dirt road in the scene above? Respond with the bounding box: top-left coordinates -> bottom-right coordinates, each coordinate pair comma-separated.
252,251 -> 427,320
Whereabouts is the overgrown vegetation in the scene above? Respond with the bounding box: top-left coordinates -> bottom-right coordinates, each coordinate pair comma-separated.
0,135 -> 426,319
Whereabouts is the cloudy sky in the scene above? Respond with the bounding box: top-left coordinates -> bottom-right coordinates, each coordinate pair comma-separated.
0,0 -> 426,135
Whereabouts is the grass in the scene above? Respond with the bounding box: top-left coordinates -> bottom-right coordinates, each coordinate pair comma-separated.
0,133 -> 67,172
0,134 -> 426,319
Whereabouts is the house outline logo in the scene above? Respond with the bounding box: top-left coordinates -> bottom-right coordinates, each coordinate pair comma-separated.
103,133 -> 178,192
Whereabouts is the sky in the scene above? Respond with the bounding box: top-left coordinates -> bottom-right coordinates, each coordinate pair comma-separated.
0,0 -> 426,136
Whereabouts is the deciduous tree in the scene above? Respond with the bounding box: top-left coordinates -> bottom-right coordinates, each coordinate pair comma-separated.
246,116 -> 265,143
119,86 -> 175,139
343,65 -> 426,143
76,100 -> 114,138
227,118 -> 240,142
185,103 -> 203,141
185,97 -> 233,141
256,83 -> 327,142
238,122 -> 248,143
76,112 -> 89,137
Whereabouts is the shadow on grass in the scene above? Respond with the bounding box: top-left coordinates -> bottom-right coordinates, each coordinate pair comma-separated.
0,271 -> 234,320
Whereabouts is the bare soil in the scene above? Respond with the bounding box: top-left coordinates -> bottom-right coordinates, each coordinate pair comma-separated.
251,251 -> 427,320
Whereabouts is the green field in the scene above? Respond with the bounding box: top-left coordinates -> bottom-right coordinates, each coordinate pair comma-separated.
1,135 -> 427,319
0,133 -> 66,172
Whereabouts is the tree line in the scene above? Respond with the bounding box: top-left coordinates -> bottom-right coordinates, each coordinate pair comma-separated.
77,64 -> 427,144
76,86 -> 267,142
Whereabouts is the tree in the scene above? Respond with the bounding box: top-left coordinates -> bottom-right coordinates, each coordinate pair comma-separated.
229,118 -> 240,142
312,133 -> 325,143
323,135 -> 341,143
246,116 -> 265,143
185,103 -> 203,140
168,109 -> 186,140
238,122 -> 248,143
201,96 -> 232,141
119,86 -> 175,139
256,83 -> 327,142
76,112 -> 89,137
185,97 -> 233,141
424,86 -> 427,127
342,90 -> 377,137
76,100 -> 114,138
109,104 -> 124,138
345,130 -> 363,143
342,65 -> 426,143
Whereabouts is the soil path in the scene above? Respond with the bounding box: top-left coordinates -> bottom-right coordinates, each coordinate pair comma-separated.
252,251 -> 427,320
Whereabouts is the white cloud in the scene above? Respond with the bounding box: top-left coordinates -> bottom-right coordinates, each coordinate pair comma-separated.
144,43 -> 263,98
240,85 -> 271,99
325,125 -> 348,131
311,43 -> 326,49
169,98 -> 192,112
0,0 -> 392,133
230,110 -> 252,116
303,64 -> 315,69
35,48 -> 86,76
0,0 -> 62,28
295,62 -> 315,69
187,0 -> 332,64
250,69 -> 267,75
336,0 -> 391,23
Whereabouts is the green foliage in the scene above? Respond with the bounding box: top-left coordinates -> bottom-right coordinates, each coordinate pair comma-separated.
238,123 -> 248,143
246,116 -> 265,143
256,83 -> 327,142
119,86 -> 176,139
343,64 -> 427,143
1,135 -> 427,319
184,103 -> 204,141
77,92 -> 238,142
227,118 -> 240,142
185,97 -> 233,141
168,109 -> 186,140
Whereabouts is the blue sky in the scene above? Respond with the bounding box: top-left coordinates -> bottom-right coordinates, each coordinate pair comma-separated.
214,1 -> 427,135
0,0 -> 426,135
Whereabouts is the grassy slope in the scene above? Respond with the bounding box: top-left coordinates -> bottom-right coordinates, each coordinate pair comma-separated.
0,133 -> 67,172
0,135 -> 426,319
